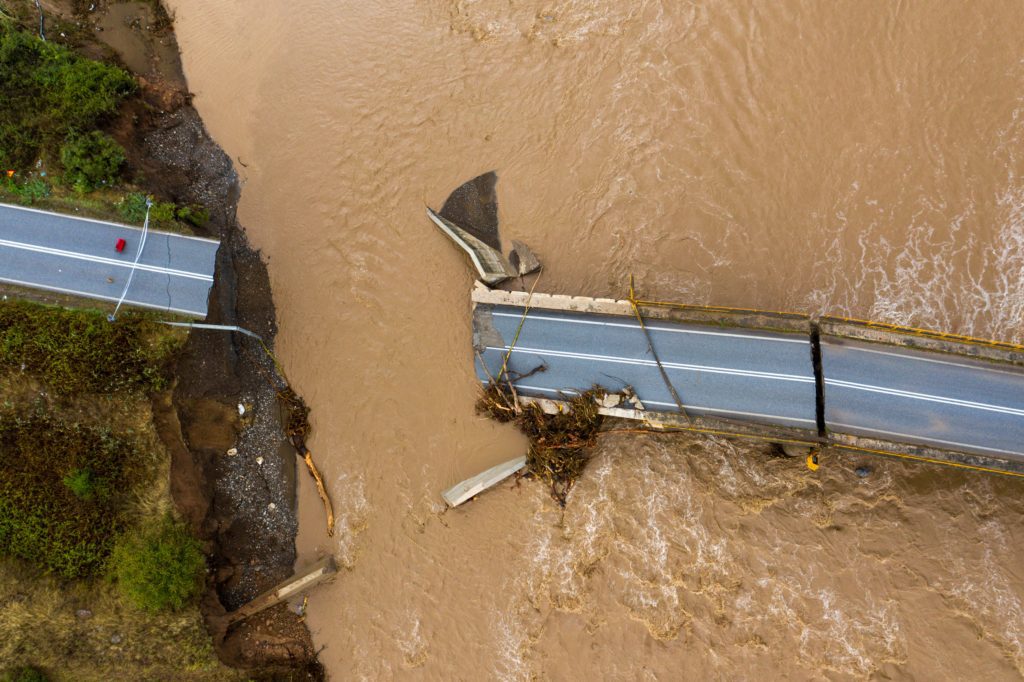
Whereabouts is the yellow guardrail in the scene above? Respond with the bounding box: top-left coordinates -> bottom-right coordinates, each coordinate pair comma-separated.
819,314 -> 1024,353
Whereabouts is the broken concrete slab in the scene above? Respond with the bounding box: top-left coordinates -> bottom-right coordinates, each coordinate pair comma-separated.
430,173 -> 543,286
509,240 -> 541,276
427,207 -> 516,285
442,455 -> 528,507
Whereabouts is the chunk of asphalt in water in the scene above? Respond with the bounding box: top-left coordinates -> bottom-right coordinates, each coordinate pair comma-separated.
439,171 -> 501,251
855,466 -> 872,478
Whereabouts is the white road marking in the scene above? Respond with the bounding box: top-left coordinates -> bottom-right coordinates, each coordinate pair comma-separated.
825,378 -> 1024,417
488,381 -> 816,425
828,341 -> 1024,377
491,310 -> 807,344
0,238 -> 213,281
0,275 -> 206,317
485,345 -> 814,383
828,422 -> 1024,459
0,202 -> 220,243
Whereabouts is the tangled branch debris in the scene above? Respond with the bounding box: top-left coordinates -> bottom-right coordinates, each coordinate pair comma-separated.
278,386 -> 335,536
477,383 -> 604,505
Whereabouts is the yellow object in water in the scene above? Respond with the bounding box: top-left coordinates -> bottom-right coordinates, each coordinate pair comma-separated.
806,452 -> 820,471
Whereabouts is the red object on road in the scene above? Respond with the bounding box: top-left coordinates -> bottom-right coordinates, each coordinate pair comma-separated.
115,238 -> 127,253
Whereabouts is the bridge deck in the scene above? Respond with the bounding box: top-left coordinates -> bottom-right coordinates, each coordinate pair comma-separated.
475,304 -> 818,430
822,338 -> 1024,461
472,287 -> 1024,470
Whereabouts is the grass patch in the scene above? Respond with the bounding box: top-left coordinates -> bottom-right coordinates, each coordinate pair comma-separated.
478,383 -> 604,504
0,411 -> 145,577
109,514 -> 204,613
0,555 -> 240,681
0,301 -> 183,395
1,668 -> 48,682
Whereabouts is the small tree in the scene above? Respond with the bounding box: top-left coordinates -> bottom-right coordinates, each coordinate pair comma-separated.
109,515 -> 205,612
59,131 -> 125,192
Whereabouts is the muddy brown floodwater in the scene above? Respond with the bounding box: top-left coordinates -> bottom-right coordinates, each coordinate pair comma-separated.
165,0 -> 1024,678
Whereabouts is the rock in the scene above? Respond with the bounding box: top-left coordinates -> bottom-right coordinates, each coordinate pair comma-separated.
226,447 -> 238,456
509,240 -> 542,276
76,608 -> 93,620
110,633 -> 123,644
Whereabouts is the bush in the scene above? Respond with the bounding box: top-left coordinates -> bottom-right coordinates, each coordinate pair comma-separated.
0,412 -> 141,577
117,191 -> 149,222
0,25 -> 134,170
59,131 -> 125,192
62,467 -> 108,501
0,175 -> 50,204
1,667 -> 48,682
109,515 -> 205,612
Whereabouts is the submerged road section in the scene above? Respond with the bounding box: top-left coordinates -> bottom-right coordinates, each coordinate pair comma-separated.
0,202 -> 218,317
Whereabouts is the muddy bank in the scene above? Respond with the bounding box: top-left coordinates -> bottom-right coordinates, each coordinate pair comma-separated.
3,0 -> 323,675
135,39 -> 323,682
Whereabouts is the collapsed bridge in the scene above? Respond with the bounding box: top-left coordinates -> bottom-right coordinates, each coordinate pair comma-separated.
428,172 -> 1024,479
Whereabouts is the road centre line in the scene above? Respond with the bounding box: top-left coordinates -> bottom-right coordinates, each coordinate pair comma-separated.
0,202 -> 220,244
825,378 -> 1024,418
828,422 -> 1024,459
0,238 -> 213,281
486,345 -> 814,383
491,310 -> 808,344
482,380 -> 816,425
0,275 -> 205,317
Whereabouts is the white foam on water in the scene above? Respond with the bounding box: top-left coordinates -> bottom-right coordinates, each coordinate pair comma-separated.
330,469 -> 369,568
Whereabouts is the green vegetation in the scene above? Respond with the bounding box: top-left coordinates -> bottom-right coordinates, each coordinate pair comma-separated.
118,192 -> 210,229
62,467 -> 107,501
478,384 -> 605,504
59,131 -> 126,192
0,667 -> 48,682
109,514 -> 205,613
0,412 -> 142,577
0,301 -> 181,394
0,24 -> 135,171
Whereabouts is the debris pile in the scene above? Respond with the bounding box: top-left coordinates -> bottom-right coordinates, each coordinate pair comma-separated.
477,382 -> 605,505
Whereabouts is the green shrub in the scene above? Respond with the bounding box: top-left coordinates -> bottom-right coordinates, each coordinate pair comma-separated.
1,667 -> 48,682
0,301 -> 181,394
0,25 -> 135,170
109,515 -> 205,612
175,204 -> 210,228
0,413 -> 141,577
0,175 -> 50,204
59,131 -> 125,192
117,191 -> 149,222
62,467 -> 108,501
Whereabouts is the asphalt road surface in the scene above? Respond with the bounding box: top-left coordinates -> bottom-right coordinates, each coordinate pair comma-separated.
0,202 -> 218,317
474,303 -> 818,430
822,338 -> 1024,461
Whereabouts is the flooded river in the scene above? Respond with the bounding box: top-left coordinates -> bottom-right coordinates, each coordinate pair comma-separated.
165,0 -> 1024,678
